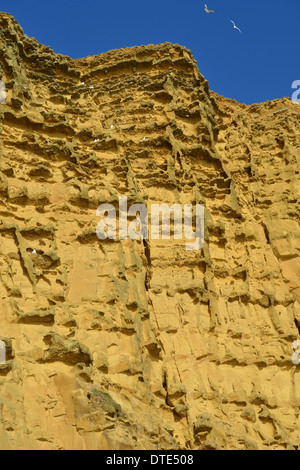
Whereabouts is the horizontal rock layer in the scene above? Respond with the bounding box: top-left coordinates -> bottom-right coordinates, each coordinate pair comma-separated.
0,12 -> 299,450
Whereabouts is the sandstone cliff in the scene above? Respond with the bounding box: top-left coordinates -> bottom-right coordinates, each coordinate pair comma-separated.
0,12 -> 299,450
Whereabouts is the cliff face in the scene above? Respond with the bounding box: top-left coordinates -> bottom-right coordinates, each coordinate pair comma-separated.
0,12 -> 299,450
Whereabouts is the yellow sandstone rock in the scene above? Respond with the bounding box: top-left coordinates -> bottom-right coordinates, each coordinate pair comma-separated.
0,12 -> 299,450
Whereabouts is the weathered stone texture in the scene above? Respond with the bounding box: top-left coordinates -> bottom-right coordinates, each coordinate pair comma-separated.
0,12 -> 299,450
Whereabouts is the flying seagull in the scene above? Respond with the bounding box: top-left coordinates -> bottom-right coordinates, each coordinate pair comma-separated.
229,19 -> 242,33
204,4 -> 215,13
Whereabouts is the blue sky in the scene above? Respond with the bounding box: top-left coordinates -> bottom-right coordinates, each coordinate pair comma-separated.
1,0 -> 299,104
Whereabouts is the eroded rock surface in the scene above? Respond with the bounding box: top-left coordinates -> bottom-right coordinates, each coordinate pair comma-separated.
0,12 -> 299,450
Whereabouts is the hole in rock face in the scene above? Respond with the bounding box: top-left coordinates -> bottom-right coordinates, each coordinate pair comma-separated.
294,318 -> 300,335
162,371 -> 167,391
43,335 -> 52,346
262,223 -> 270,244
28,166 -> 52,180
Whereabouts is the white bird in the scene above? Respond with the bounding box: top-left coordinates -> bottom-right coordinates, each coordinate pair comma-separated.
110,125 -> 114,129
81,82 -> 85,85
93,139 -> 100,143
32,250 -> 37,254
229,19 -> 242,33
204,4 -> 215,13
89,86 -> 94,89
